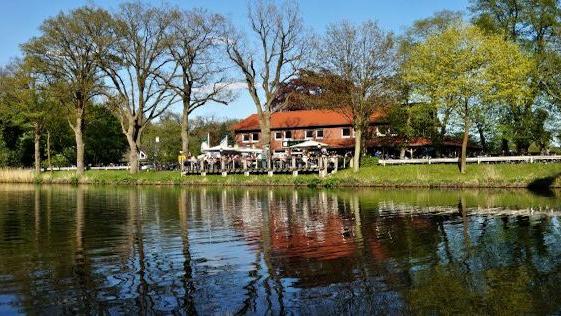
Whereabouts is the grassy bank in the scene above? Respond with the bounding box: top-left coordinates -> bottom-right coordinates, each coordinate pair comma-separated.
1,163 -> 561,188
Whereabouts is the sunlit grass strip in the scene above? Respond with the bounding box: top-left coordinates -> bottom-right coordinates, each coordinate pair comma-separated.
0,163 -> 560,188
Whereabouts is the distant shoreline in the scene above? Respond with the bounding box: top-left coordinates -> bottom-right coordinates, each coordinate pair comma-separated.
1,163 -> 560,189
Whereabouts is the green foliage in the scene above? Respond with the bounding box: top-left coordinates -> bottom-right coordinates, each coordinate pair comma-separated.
142,112 -> 182,164
85,105 -> 127,165
386,102 -> 440,144
51,154 -> 70,168
188,116 -> 239,155
0,137 -> 11,168
499,107 -> 552,154
403,24 -> 534,171
360,156 -> 379,168
404,24 -> 533,108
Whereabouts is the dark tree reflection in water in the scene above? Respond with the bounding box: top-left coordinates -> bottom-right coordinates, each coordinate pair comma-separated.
0,185 -> 560,314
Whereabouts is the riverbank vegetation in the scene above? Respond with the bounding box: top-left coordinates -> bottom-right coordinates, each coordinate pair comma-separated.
0,0 -> 561,177
1,164 -> 560,189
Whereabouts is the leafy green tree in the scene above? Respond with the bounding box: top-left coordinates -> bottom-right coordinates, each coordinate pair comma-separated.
84,105 -> 127,166
0,59 -> 60,173
142,112 -> 182,164
499,106 -> 552,153
399,11 -> 464,147
22,7 -> 110,175
471,0 -> 560,153
386,102 -> 440,158
404,24 -> 533,173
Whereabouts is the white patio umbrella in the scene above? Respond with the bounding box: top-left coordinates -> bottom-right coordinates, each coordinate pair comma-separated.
290,140 -> 329,149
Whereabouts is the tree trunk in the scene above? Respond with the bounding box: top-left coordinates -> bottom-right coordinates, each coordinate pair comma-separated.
181,99 -> 190,155
33,125 -> 41,174
72,113 -> 86,176
459,122 -> 469,174
476,122 -> 487,153
399,147 -> 406,160
353,128 -> 362,173
125,118 -> 142,174
259,113 -> 272,169
127,133 -> 140,174
47,131 -> 52,172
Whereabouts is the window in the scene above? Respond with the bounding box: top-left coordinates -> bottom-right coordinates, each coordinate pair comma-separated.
252,133 -> 259,142
274,131 -> 283,140
316,129 -> 324,139
242,134 -> 250,142
284,130 -> 293,140
305,130 -> 314,139
342,127 -> 352,138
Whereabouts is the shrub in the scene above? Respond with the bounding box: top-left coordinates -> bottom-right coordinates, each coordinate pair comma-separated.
360,156 -> 379,168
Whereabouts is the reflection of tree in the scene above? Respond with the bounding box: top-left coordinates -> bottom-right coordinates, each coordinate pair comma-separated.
73,185 -> 95,313
178,189 -> 196,314
129,187 -> 154,314
1,185 -> 561,314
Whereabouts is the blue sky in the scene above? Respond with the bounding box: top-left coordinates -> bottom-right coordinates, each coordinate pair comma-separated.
0,0 -> 470,119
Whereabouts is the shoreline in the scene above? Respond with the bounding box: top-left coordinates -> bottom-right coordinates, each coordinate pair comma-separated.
1,163 -> 560,189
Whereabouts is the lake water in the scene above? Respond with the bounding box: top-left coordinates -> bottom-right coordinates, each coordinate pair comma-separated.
0,184 -> 560,314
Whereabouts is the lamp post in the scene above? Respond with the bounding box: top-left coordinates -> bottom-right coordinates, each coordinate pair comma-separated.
154,136 -> 160,171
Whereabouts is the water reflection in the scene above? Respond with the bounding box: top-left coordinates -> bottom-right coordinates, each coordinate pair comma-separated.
0,185 -> 560,314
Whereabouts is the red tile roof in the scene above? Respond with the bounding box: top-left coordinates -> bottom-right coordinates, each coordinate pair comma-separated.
232,110 -> 384,132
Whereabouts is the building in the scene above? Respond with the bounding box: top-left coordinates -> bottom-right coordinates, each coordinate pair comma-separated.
232,109 -> 481,158
232,109 -> 390,153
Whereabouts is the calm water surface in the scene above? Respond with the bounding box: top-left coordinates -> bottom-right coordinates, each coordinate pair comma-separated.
0,184 -> 561,314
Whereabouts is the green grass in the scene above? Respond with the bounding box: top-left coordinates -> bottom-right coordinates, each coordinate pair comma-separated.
3,163 -> 561,188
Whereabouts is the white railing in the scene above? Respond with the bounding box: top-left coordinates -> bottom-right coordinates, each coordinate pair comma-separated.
43,166 -> 130,171
379,155 -> 561,165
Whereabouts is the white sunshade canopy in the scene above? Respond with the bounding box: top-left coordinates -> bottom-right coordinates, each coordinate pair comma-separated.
290,140 -> 329,148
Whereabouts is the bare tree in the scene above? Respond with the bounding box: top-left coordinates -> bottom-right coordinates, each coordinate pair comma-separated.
315,21 -> 396,172
99,3 -> 176,174
166,8 -> 233,155
223,0 -> 307,166
22,7 -> 109,175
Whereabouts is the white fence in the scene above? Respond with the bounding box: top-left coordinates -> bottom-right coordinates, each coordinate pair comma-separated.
43,166 -> 130,171
379,155 -> 561,166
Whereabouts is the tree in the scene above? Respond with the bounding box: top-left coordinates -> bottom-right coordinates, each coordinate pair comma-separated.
470,0 -> 559,53
99,3 -> 176,174
223,0 -> 307,167
21,7 -> 110,175
141,112 -> 182,164
84,105 -> 127,166
399,11 -> 464,148
471,0 -> 560,154
166,8 -> 233,155
313,20 -> 396,172
404,25 -> 533,173
0,59 -> 56,173
386,102 -> 440,158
